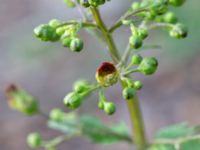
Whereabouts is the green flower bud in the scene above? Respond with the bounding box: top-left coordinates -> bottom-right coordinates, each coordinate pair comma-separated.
138,57 -> 158,75
27,133 -> 42,148
79,0 -> 90,7
88,0 -> 105,7
134,81 -> 143,90
50,108 -> 64,121
64,0 -> 76,8
98,100 -> 104,110
131,54 -> 143,65
150,0 -> 169,15
163,12 -> 177,23
169,0 -> 186,6
169,23 -> 188,39
131,2 -> 141,10
34,24 -> 60,42
70,38 -> 84,52
73,80 -> 90,93
5,84 -> 39,116
129,35 -> 143,49
63,92 -> 82,109
122,87 -> 136,100
49,19 -> 61,28
104,102 -> 116,115
138,28 -> 148,39
56,27 -> 66,36
62,37 -> 72,48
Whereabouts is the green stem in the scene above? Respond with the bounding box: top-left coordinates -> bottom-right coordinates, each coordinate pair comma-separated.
90,7 -> 147,150
90,7 -> 120,64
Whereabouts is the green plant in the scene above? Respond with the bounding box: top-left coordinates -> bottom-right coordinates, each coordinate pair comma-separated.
6,0 -> 200,150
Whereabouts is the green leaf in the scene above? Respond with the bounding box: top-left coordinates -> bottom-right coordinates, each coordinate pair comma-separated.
148,144 -> 175,150
181,138 -> 200,150
155,123 -> 195,139
80,115 -> 132,144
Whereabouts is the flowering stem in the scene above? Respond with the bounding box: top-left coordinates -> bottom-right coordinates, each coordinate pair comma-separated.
90,7 -> 147,150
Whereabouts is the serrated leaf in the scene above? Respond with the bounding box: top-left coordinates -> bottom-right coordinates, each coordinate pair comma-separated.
155,123 -> 195,139
80,115 -> 132,144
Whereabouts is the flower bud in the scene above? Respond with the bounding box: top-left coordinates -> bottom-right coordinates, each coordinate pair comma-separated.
73,80 -> 91,93
163,12 -> 177,23
122,87 -> 136,100
169,23 -> 188,39
150,0 -> 169,15
169,0 -> 186,6
129,35 -> 143,49
79,0 -> 90,7
131,54 -> 143,65
134,81 -> 143,90
27,133 -> 42,148
98,100 -> 104,110
88,0 -> 105,7
63,92 -> 82,109
62,37 -> 72,48
131,2 -> 141,10
48,19 -> 61,28
138,28 -> 148,39
96,62 -> 119,87
50,108 -> 64,121
34,24 -> 60,42
138,57 -> 158,75
64,0 -> 76,8
104,102 -> 116,115
70,38 -> 84,52
56,27 -> 66,36
5,84 -> 39,116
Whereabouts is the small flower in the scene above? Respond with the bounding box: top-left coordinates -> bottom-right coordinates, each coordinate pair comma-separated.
96,62 -> 119,87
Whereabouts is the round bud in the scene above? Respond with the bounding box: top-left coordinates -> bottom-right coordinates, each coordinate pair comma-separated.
131,2 -> 141,10
64,0 -> 76,8
122,87 -> 136,100
150,0 -> 169,15
27,133 -> 42,148
49,19 -> 61,28
131,54 -> 143,65
98,101 -> 104,110
63,92 -> 82,109
62,37 -> 72,48
129,35 -> 143,49
104,102 -> 116,115
138,28 -> 148,39
70,38 -> 84,52
138,57 -> 158,75
163,12 -> 177,23
169,0 -> 186,6
56,27 -> 66,36
34,24 -> 59,42
73,80 -> 90,93
50,108 -> 64,121
134,81 -> 143,90
79,0 -> 90,7
169,23 -> 188,39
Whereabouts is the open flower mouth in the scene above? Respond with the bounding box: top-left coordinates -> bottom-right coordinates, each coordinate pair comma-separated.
96,62 -> 119,87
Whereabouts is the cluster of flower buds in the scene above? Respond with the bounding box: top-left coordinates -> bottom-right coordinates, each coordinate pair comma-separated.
5,84 -> 39,116
63,80 -> 95,109
122,78 -> 143,100
34,19 -> 84,52
98,90 -> 116,115
131,0 -> 187,39
78,0 -> 110,8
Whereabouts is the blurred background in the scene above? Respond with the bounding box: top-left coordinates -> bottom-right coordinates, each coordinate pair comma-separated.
0,0 -> 200,149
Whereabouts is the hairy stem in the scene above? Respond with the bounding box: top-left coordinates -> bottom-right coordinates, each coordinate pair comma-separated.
90,6 -> 147,150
